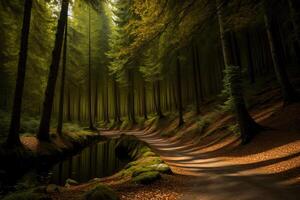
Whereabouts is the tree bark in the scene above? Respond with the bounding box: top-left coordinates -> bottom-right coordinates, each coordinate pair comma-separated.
127,70 -> 136,123
192,44 -> 200,114
7,0 -> 33,146
264,2 -> 299,104
94,77 -> 98,122
287,0 -> 300,58
88,6 -> 95,130
38,0 -> 69,141
78,89 -> 81,122
176,56 -> 184,127
113,79 -> 121,124
142,80 -> 148,120
216,0 -> 261,144
246,31 -> 255,84
57,20 -> 68,135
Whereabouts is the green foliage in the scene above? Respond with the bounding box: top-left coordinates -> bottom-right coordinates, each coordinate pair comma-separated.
227,123 -> 240,136
219,66 -> 244,113
219,67 -> 235,113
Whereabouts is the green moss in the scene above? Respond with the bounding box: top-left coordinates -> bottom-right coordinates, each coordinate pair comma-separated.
132,171 -> 161,185
85,184 -> 119,200
142,151 -> 156,157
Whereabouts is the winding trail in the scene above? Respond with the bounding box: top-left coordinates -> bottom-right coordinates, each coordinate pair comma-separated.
102,130 -> 300,200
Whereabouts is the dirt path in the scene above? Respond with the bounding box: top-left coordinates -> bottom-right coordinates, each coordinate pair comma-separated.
102,129 -> 300,200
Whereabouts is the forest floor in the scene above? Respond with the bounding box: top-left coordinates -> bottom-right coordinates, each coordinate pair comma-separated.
51,86 -> 300,200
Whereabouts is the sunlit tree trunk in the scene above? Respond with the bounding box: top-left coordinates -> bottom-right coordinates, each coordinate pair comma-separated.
176,56 -> 184,127
38,0 -> 69,141
57,20 -> 68,135
216,0 -> 261,144
264,1 -> 299,104
7,0 -> 33,146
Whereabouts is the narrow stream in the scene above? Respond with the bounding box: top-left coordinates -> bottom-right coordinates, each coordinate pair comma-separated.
46,139 -> 124,185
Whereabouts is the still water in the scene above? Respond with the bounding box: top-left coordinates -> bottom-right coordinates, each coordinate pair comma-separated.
49,139 -> 124,185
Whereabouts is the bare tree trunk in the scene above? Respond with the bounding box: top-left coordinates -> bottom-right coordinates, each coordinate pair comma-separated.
7,0 -> 33,146
176,56 -> 184,127
105,75 -> 110,124
246,31 -> 255,84
216,0 -> 261,144
288,0 -> 300,58
38,0 -> 69,141
67,87 -> 71,121
88,6 -> 95,130
57,20 -> 68,135
94,77 -> 98,122
113,78 -> 121,124
142,80 -> 148,120
264,2 -> 299,104
78,88 -> 81,122
192,44 -> 200,114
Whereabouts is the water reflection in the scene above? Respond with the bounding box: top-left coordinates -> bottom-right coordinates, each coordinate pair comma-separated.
50,139 -> 124,185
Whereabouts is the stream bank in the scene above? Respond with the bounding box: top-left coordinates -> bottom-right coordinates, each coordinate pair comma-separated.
0,130 -> 106,195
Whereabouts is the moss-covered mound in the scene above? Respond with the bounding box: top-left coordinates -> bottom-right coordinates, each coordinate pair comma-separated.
85,184 -> 120,200
132,171 -> 161,185
113,134 -> 172,185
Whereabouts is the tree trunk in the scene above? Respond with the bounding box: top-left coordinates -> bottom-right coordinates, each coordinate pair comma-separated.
88,6 -> 95,130
127,70 -> 136,123
105,75 -> 110,124
195,44 -> 204,102
246,31 -> 255,84
156,81 -> 164,118
94,78 -> 98,122
192,44 -> 200,114
176,56 -> 184,127
142,80 -> 148,120
7,0 -> 33,146
67,88 -> 71,121
264,2 -> 299,104
216,0 -> 261,144
57,20 -> 68,135
287,0 -> 300,58
38,0 -> 69,141
113,79 -> 121,124
78,89 -> 81,122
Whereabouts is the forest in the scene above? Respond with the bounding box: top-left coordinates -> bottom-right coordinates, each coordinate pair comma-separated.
0,0 -> 299,199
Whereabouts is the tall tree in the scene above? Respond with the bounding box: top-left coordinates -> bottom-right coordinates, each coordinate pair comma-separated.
57,19 -> 68,135
264,0 -> 299,104
88,5 -> 96,130
7,0 -> 33,146
176,56 -> 184,127
216,0 -> 261,144
38,0 -> 69,141
192,44 -> 200,114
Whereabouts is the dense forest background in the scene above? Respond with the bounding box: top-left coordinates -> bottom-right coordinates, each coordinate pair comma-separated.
0,0 -> 299,146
